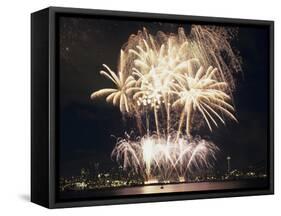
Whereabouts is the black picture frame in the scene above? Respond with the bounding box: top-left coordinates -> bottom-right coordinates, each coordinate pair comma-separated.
31,6 -> 274,208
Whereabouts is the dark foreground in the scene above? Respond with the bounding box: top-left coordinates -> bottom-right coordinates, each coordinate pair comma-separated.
60,178 -> 268,200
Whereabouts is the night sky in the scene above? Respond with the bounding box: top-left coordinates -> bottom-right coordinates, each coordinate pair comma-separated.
58,15 -> 269,177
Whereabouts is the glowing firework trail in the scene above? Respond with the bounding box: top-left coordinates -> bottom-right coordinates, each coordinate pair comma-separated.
90,26 -> 241,181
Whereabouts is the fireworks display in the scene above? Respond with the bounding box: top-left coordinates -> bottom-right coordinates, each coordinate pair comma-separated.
91,26 -> 241,182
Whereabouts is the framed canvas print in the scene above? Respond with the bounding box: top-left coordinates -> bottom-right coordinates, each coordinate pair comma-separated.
31,7 -> 274,208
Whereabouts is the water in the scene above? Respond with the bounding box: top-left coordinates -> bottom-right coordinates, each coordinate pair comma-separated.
60,178 -> 268,200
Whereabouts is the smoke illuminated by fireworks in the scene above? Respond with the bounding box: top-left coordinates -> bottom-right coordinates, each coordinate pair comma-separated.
90,26 -> 241,182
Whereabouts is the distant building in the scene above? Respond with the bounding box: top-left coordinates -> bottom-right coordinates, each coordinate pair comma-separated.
227,156 -> 231,173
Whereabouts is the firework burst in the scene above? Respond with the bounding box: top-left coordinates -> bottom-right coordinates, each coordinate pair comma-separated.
171,65 -> 237,137
112,132 -> 218,180
90,26 -> 240,182
90,50 -> 137,113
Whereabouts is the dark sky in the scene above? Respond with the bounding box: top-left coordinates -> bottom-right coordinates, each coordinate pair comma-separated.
58,15 -> 269,177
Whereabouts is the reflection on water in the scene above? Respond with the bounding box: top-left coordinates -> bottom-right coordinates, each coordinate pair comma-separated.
107,180 -> 264,195
60,179 -> 267,200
